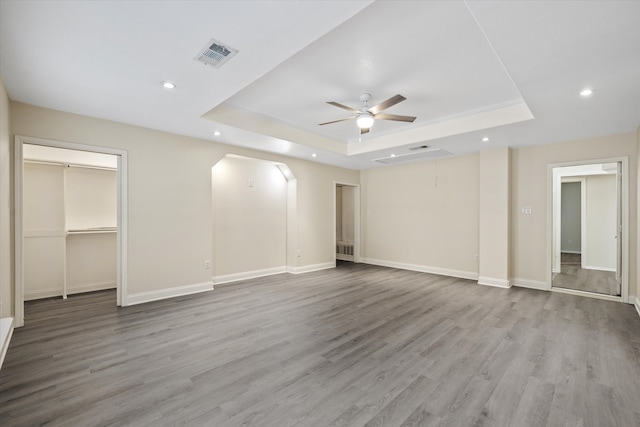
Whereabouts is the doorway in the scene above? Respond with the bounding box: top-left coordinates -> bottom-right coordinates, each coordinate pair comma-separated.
14,136 -> 128,327
549,159 -> 626,301
334,182 -> 360,263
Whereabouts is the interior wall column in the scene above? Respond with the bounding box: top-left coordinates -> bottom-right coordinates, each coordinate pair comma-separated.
478,147 -> 512,288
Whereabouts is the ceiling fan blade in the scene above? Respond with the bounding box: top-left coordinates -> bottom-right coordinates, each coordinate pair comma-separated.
327,101 -> 360,114
368,94 -> 406,114
318,116 -> 356,126
360,127 -> 370,135
374,113 -> 416,123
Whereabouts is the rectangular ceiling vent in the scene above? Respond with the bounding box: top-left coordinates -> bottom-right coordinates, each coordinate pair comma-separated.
373,147 -> 452,165
194,39 -> 238,68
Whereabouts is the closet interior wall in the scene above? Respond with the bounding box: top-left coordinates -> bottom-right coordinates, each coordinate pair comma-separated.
23,160 -> 117,300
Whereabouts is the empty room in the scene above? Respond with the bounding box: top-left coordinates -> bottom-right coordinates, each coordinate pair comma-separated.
0,1 -> 639,426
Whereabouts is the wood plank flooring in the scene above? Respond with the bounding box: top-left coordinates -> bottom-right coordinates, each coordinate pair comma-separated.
1,262 -> 639,426
553,253 -> 618,296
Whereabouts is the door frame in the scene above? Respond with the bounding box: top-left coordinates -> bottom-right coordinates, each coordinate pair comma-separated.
333,181 -> 360,264
14,135 -> 128,327
547,157 -> 628,303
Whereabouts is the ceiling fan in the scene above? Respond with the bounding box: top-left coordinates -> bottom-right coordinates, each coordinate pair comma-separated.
319,93 -> 416,134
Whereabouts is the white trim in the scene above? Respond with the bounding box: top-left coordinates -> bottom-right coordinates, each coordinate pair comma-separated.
0,317 -> 14,371
24,281 -> 117,301
334,181 -> 361,263
582,265 -> 616,273
288,262 -> 335,275
512,278 -> 548,291
360,258 -> 477,281
547,157 -> 629,302
24,289 -> 64,301
478,277 -> 511,288
561,250 -> 582,255
632,296 -> 640,318
14,135 -> 128,327
213,266 -> 287,284
551,286 -> 623,302
127,282 -> 213,306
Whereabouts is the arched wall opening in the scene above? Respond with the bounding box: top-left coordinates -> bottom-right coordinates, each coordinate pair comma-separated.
211,155 -> 297,284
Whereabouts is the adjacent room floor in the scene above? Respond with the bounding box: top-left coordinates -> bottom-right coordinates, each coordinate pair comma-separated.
1,263 -> 639,426
553,253 -> 618,296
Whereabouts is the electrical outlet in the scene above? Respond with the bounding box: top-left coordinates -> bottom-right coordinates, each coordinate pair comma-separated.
296,249 -> 301,258
204,260 -> 211,270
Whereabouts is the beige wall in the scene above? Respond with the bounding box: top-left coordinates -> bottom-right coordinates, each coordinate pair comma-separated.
0,77 -> 11,317
4,98 -> 638,311
10,102 -> 359,301
212,156 -> 287,276
478,147 -> 511,286
292,160 -> 359,267
360,132 -> 637,299
512,132 -> 637,297
361,154 -> 480,278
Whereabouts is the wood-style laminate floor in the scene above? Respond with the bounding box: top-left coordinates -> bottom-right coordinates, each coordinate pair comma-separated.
1,262 -> 639,426
553,253 -> 618,296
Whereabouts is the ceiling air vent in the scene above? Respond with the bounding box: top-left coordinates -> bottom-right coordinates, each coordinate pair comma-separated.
194,39 -> 238,68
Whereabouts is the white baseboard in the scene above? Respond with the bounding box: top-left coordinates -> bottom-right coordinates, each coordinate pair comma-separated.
478,277 -> 511,288
25,281 -> 117,301
551,287 -> 622,303
512,278 -> 549,291
25,289 -> 64,301
360,258 -> 477,281
288,262 -> 335,275
582,265 -> 616,272
0,317 -> 14,371
126,281 -> 214,306
68,281 -> 116,294
633,296 -> 640,318
213,266 -> 287,285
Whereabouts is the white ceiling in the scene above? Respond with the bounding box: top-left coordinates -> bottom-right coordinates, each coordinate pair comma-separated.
1,1 -> 639,170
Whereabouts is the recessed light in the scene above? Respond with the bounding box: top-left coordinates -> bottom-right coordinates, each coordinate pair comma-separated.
213,131 -> 221,136
312,153 -> 317,158
579,88 -> 593,97
482,137 -> 490,142
390,154 -> 396,157
162,81 -> 176,89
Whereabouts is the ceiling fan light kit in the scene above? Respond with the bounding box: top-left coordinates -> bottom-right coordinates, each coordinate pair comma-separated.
319,92 -> 416,135
356,112 -> 374,129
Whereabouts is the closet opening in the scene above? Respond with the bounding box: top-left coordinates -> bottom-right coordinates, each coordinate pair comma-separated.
14,136 -> 128,327
334,182 -> 360,264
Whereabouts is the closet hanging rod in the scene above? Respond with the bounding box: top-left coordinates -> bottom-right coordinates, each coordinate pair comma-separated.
24,159 -> 116,171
